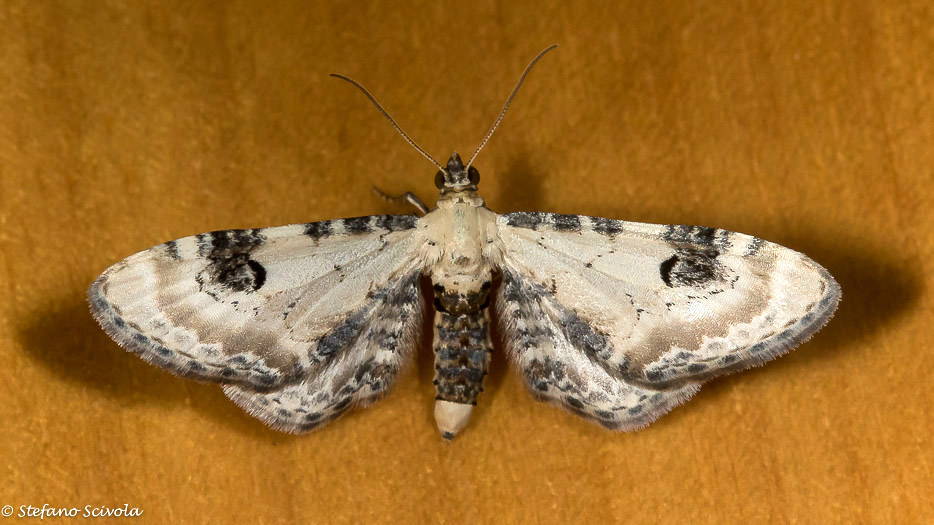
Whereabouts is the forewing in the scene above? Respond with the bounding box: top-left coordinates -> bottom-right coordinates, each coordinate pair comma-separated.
88,215 -> 424,392
496,212 -> 839,427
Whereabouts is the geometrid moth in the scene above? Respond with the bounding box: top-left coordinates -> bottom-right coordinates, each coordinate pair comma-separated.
89,46 -> 840,440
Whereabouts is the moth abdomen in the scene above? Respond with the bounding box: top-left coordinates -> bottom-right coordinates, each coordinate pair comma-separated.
433,310 -> 491,404
432,283 -> 491,315
432,308 -> 492,439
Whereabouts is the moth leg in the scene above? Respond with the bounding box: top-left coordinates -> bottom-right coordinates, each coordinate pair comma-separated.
372,186 -> 430,215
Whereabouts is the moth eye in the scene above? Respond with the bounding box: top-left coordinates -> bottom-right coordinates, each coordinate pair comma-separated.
467,166 -> 480,185
434,171 -> 445,189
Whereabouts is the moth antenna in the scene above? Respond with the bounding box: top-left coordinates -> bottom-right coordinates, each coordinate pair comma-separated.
465,44 -> 559,170
330,73 -> 447,173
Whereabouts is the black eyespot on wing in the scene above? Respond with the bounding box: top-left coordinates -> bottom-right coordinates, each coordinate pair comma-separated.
659,255 -> 678,287
659,249 -> 723,288
193,229 -> 270,297
245,260 -> 267,290
196,255 -> 267,297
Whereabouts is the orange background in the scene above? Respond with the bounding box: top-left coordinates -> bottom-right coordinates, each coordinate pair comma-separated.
2,1 -> 932,523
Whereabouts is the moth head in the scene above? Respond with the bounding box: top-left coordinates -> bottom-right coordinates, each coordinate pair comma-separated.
435,152 -> 480,193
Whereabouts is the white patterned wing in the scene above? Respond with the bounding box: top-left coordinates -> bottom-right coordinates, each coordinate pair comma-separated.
222,268 -> 423,433
495,212 -> 840,429
89,215 -> 426,432
498,269 -> 701,430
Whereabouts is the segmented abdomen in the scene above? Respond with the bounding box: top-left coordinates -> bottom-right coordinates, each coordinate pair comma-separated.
433,310 -> 492,405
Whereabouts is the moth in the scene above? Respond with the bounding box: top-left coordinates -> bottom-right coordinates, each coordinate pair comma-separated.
88,46 -> 840,440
